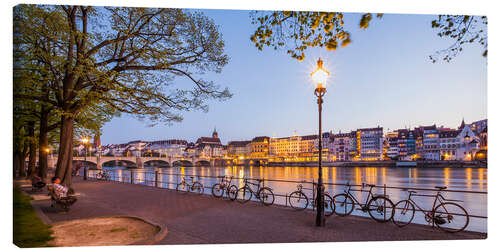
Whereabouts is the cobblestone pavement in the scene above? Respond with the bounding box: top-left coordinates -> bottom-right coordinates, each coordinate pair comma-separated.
29,178 -> 486,245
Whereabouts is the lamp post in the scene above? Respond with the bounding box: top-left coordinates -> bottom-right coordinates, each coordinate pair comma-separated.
310,58 -> 330,227
81,137 -> 89,180
81,137 -> 89,161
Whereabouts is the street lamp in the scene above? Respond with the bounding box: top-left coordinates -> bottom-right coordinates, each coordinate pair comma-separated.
81,137 -> 89,161
310,58 -> 330,227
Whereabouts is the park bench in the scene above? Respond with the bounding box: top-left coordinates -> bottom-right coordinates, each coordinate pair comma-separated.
47,185 -> 77,212
31,182 -> 46,193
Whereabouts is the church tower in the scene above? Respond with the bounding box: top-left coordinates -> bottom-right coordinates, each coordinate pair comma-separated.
459,118 -> 466,130
212,127 -> 218,139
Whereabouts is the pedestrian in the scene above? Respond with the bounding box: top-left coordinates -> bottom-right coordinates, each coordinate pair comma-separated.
51,177 -> 77,205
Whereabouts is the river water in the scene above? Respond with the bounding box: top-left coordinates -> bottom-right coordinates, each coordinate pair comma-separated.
92,166 -> 487,233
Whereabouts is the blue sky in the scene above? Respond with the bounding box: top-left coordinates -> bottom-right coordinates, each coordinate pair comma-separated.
101,9 -> 487,145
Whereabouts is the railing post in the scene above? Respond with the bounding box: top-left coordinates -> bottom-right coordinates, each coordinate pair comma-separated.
84,166 -> 88,180
130,170 -> 134,184
155,169 -> 159,188
384,184 -> 387,221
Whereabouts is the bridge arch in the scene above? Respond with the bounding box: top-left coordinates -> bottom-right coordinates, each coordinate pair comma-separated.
72,160 -> 97,169
144,160 -> 170,168
194,160 -> 211,167
172,160 -> 193,167
102,159 -> 137,168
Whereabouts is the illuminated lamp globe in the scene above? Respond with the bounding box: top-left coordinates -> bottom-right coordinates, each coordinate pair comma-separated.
310,58 -> 330,89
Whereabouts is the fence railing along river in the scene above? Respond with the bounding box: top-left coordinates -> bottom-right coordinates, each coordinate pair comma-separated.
82,165 -> 487,233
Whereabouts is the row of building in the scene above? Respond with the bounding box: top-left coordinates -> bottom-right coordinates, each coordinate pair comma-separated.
85,119 -> 487,162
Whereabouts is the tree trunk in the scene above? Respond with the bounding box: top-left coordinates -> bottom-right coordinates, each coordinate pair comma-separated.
37,107 -> 49,179
13,151 -> 20,178
56,115 -> 74,186
27,121 -> 36,177
18,142 -> 28,177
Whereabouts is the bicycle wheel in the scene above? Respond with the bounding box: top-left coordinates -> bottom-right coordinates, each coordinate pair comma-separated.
323,194 -> 334,216
192,182 -> 204,194
288,191 -> 308,210
176,182 -> 187,192
258,187 -> 275,206
433,202 -> 469,233
236,186 -> 252,203
332,194 -> 355,216
227,185 -> 239,200
211,184 -> 224,198
367,196 -> 395,223
96,172 -> 102,180
392,200 -> 415,227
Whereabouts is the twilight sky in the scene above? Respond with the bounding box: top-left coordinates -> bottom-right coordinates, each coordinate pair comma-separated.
101,9 -> 487,145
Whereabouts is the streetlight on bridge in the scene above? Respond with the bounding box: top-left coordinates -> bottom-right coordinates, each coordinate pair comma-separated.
310,58 -> 330,227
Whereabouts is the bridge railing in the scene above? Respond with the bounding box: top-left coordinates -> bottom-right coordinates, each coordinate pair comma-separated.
83,168 -> 487,232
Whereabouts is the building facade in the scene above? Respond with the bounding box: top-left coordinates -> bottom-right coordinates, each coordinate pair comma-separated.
439,129 -> 460,160
356,127 -> 384,161
250,136 -> 270,158
422,125 -> 440,160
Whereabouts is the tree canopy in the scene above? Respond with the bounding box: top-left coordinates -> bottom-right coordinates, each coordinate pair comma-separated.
13,4 -> 231,184
249,10 -> 487,63
250,11 -> 382,61
430,15 -> 487,62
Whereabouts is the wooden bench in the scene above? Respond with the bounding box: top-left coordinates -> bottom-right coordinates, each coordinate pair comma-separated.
31,182 -> 46,193
47,186 -> 77,212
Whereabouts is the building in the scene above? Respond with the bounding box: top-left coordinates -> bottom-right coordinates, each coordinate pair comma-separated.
385,131 -> 399,160
439,129 -> 460,160
422,125 -> 440,160
269,135 -> 301,161
332,132 -> 352,161
469,119 -> 487,135
476,126 -> 487,160
194,128 -> 224,158
356,127 -> 384,161
148,139 -> 188,158
414,127 -> 424,160
455,124 -> 480,161
250,136 -> 270,158
397,129 -> 409,160
298,135 -> 318,161
227,140 -> 251,157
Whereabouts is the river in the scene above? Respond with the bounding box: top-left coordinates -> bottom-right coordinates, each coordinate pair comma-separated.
91,165 -> 487,233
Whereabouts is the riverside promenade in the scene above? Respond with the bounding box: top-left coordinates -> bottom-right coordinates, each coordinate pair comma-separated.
28,177 -> 486,244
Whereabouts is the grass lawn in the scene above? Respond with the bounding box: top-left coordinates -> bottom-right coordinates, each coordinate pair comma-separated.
13,186 -> 54,247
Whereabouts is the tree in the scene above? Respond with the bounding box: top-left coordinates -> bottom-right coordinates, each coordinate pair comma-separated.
430,15 -> 487,63
250,11 -> 382,61
250,11 -> 486,62
13,5 -> 231,185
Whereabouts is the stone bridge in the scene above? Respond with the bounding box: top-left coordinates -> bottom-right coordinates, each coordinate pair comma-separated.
72,155 -> 216,169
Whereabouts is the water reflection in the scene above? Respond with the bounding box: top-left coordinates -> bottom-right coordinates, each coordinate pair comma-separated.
99,165 -> 487,232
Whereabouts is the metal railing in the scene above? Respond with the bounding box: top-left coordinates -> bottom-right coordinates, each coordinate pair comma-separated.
83,167 -> 487,229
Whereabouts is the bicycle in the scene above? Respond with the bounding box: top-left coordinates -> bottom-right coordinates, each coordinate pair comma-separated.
176,176 -> 204,194
229,178 -> 275,206
392,186 -> 470,233
332,182 -> 395,222
288,181 -> 334,216
95,170 -> 110,181
211,175 -> 238,199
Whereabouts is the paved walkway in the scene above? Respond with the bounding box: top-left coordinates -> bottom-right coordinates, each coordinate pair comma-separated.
28,178 -> 486,244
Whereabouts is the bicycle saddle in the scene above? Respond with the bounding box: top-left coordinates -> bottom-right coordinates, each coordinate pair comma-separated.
365,183 -> 376,187
435,186 -> 447,190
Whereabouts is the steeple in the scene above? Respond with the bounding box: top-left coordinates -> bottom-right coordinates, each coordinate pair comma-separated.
212,127 -> 218,139
459,118 -> 466,129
